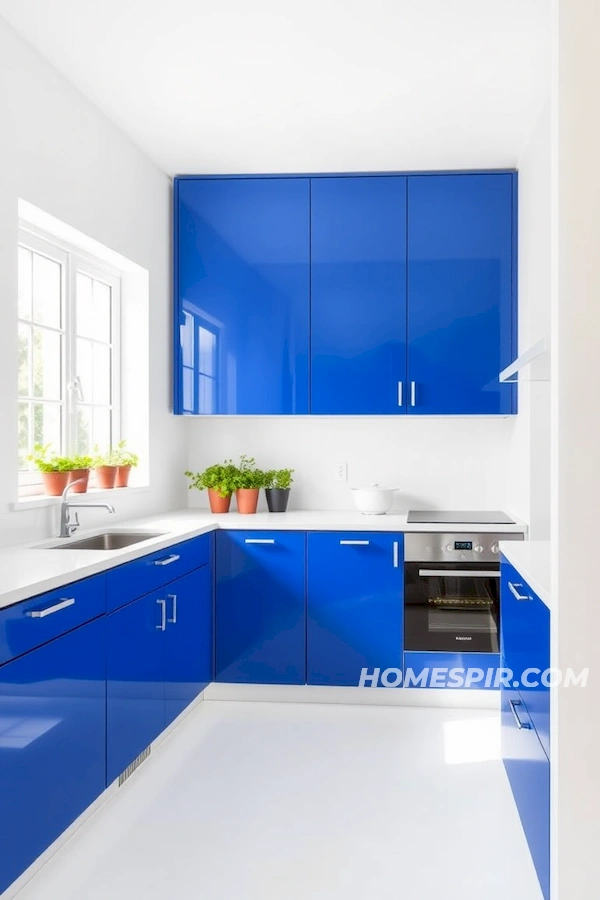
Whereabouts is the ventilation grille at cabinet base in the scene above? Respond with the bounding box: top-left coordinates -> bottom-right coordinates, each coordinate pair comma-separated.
118,746 -> 151,786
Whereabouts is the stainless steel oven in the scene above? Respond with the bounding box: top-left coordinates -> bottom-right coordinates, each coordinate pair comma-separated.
404,532 -> 523,653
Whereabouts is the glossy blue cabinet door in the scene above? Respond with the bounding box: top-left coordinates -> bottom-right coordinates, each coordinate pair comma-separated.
402,651 -> 500,689
407,173 -> 516,414
215,531 -> 306,684
0,617 -> 106,895
307,533 -> 403,686
175,177 -> 310,414
165,564 -> 213,726
501,680 -> 550,900
106,593 -> 166,784
310,176 -> 408,414
501,559 -> 550,759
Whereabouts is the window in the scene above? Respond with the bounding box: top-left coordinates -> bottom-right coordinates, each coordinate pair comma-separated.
18,227 -> 121,492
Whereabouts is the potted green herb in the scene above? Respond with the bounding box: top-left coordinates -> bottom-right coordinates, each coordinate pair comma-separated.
27,444 -> 73,496
92,447 -> 117,489
233,455 -> 266,515
264,468 -> 294,513
67,454 -> 93,493
185,460 -> 238,513
108,440 -> 139,488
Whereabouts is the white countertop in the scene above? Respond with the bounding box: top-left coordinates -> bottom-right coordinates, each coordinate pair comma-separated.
499,540 -> 551,609
0,508 -> 527,612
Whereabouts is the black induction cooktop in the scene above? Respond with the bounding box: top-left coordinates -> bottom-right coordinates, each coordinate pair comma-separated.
407,510 -> 516,525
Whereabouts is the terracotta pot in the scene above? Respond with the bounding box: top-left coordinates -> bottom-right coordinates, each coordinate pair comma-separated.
41,471 -> 70,496
95,465 -> 117,489
207,489 -> 232,513
115,464 -> 132,488
236,488 -> 259,515
67,469 -> 89,493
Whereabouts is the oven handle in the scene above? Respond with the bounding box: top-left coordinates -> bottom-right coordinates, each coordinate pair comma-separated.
418,569 -> 500,578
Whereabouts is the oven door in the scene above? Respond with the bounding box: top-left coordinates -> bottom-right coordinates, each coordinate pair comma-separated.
404,562 -> 500,653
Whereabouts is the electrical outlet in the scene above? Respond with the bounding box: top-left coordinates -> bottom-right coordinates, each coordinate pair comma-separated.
335,462 -> 348,482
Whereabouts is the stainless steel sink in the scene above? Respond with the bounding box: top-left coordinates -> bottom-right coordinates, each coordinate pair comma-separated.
48,532 -> 166,550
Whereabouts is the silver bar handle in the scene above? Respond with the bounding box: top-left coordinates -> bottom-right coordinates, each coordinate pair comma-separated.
167,593 -> 177,625
154,554 -> 181,566
245,539 -> 276,544
508,581 -> 531,601
418,569 -> 500,578
410,381 -> 416,407
26,597 -> 75,618
397,381 -> 403,406
156,598 -> 166,631
393,541 -> 399,568
509,698 -> 531,730
340,540 -> 370,546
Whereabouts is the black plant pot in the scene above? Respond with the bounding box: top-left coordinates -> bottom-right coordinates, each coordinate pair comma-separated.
265,488 -> 290,513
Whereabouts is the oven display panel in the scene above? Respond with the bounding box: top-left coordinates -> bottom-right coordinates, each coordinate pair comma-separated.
454,541 -> 473,551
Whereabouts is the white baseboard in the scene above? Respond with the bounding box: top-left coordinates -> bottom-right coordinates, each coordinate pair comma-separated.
203,682 -> 500,710
6,692 -> 206,900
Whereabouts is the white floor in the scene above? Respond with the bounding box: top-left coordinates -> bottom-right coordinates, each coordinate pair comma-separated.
13,700 -> 543,900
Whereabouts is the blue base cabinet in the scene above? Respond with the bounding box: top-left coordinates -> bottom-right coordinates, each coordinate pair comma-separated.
165,566 -> 213,726
0,617 -> 106,895
402,651 -> 500,689
106,592 -> 166,784
307,533 -> 403,686
215,531 -> 306,684
501,679 -> 550,900
107,563 -> 213,784
501,557 -> 550,900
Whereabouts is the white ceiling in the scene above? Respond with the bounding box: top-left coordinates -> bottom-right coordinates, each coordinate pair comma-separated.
0,0 -> 551,176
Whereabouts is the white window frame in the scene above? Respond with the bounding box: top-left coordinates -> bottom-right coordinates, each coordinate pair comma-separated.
18,225 -> 122,493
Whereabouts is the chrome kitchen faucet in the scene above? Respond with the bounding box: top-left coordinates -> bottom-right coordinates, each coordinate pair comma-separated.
59,480 -> 116,538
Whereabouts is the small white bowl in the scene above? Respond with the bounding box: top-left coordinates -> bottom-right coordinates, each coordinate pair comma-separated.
350,484 -> 397,515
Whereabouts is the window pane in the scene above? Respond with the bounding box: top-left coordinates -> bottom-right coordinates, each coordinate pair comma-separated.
76,274 -> 111,342
198,326 -> 216,376
18,402 -> 30,470
32,253 -> 61,328
18,324 -> 31,397
32,328 -> 61,400
77,339 -> 111,405
18,247 -> 32,320
92,280 -> 111,343
32,402 -> 61,452
93,407 -> 111,450
76,274 -> 94,338
76,407 -> 92,456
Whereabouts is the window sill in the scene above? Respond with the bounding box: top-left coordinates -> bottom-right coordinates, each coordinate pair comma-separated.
11,485 -> 151,511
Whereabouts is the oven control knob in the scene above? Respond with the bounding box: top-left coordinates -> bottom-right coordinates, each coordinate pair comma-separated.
491,542 -> 500,554
445,544 -> 453,553
474,544 -> 484,553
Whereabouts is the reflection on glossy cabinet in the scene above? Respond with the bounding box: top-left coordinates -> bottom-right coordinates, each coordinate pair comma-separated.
215,531 -> 306,684
174,177 -> 310,415
310,176 -> 408,414
307,533 -> 404,686
0,617 -> 106,895
407,173 -> 517,414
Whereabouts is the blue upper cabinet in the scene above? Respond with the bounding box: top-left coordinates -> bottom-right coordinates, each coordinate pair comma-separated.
310,176 -> 408,414
174,177 -> 310,415
407,173 -> 516,415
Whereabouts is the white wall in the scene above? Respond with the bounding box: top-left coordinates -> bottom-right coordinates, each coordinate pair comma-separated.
0,18 -> 188,547
554,1 -> 600,896
507,101 -> 552,538
187,416 -> 515,514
